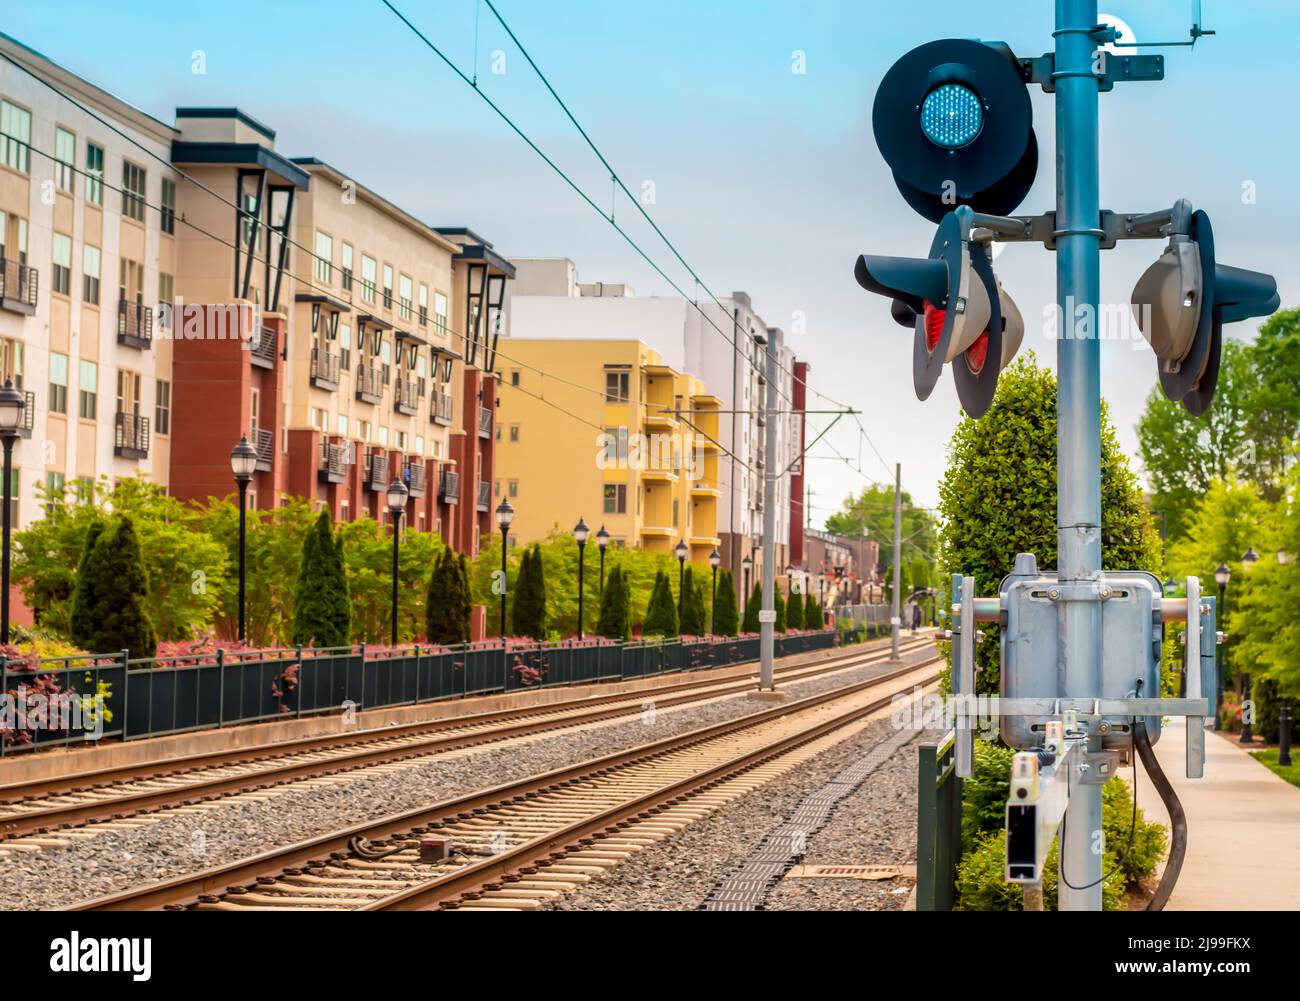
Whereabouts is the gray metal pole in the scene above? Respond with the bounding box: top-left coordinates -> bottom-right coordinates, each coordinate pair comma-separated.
1056,0 -> 1104,911
891,462 -> 902,659
759,333 -> 778,689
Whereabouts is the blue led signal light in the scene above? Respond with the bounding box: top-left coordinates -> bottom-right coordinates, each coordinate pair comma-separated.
921,83 -> 983,148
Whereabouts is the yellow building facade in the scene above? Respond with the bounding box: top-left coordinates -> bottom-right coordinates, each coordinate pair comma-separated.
495,339 -> 723,563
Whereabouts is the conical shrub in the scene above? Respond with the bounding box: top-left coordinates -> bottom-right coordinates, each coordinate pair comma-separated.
742,583 -> 761,634
642,570 -> 678,637
80,516 -> 155,658
713,570 -> 739,636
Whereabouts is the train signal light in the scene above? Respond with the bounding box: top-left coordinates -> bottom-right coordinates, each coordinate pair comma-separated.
1132,209 -> 1279,416
873,39 -> 1038,223
855,212 -> 1024,417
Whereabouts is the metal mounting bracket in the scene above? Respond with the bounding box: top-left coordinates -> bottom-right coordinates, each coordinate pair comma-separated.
1018,52 -> 1165,93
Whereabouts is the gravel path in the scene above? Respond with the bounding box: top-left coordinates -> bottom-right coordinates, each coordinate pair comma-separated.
0,645 -> 936,910
542,717 -> 941,911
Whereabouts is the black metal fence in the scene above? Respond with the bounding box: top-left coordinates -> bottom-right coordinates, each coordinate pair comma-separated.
0,630 -> 834,755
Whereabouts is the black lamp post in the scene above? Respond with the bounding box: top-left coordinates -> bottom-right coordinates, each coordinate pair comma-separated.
0,379 -> 24,643
1214,561 -> 1229,730
709,548 -> 720,634
229,436 -> 258,642
596,524 -> 610,601
496,499 -> 514,639
742,554 -> 753,603
675,539 -> 688,618
574,516 -> 589,639
386,478 -> 408,647
1239,545 -> 1258,743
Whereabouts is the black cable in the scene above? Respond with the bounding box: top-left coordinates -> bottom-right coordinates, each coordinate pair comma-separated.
1058,718 -> 1139,893
1136,718 -> 1186,911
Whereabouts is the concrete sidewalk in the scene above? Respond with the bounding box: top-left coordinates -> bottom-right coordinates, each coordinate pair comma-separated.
1121,718 -> 1300,910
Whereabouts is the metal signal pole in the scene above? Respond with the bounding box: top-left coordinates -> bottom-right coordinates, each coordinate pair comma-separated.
759,332 -> 778,691
1055,0 -> 1104,911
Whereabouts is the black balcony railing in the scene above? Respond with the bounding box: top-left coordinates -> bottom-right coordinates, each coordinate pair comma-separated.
114,412 -> 150,459
251,327 -> 277,369
117,299 -> 153,348
394,379 -> 418,416
476,479 -> 491,512
366,451 -> 389,490
478,406 -> 492,439
355,366 -> 383,405
18,390 -> 34,439
431,391 -> 454,426
439,470 -> 460,505
311,347 -> 340,390
318,441 -> 347,484
404,461 -> 427,497
253,427 -> 274,472
0,258 -> 38,313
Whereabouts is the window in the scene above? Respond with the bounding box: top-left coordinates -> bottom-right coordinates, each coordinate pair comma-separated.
341,243 -> 353,291
5,468 -> 17,525
508,479 -> 518,498
0,102 -> 31,172
378,426 -> 389,447
382,264 -> 393,309
605,370 -> 630,402
399,274 -> 413,320
76,476 -> 94,504
52,234 -> 72,295
511,370 -> 520,387
155,379 -> 171,435
418,284 -> 428,326
433,292 -> 448,335
117,368 -> 142,416
337,414 -> 348,436
509,424 -> 520,443
339,322 -> 352,371
122,161 -> 146,222
82,245 -> 101,304
314,231 -> 332,283
603,484 -> 627,514
158,272 -> 174,327
415,434 -> 425,454
85,143 -> 104,205
673,498 -> 679,527
1,337 -> 24,389
55,128 -> 75,192
49,353 -> 69,414
78,360 -> 98,419
361,255 -> 376,303
396,429 -> 408,451
602,427 -> 629,463
160,178 -> 176,234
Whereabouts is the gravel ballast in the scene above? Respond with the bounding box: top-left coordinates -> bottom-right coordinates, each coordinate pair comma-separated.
0,645 -> 936,910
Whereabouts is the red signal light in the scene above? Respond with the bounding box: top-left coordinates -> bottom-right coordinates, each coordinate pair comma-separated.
965,330 -> 990,373
923,301 -> 945,352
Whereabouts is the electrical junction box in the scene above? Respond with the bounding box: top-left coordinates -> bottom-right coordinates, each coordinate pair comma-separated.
999,553 -> 1163,750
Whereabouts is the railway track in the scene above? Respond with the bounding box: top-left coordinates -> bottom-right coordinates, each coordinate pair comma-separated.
66,655 -> 942,912
0,636 -> 935,848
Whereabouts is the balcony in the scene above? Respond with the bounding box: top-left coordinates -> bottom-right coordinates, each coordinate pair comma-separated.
431,391 -> 454,426
252,427 -> 274,472
250,327 -> 277,370
117,300 -> 153,349
17,390 -> 34,439
0,258 -> 37,314
365,451 -> 389,491
114,412 -> 150,459
403,460 -> 427,497
439,470 -> 460,505
355,366 -> 383,405
310,348 -> 340,391
475,479 -> 491,512
394,379 -> 418,417
318,441 -> 347,484
477,406 -> 492,439
690,482 -> 723,498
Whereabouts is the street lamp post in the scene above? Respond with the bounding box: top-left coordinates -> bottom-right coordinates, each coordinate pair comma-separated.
229,436 -> 259,642
0,380 -> 24,643
596,524 -> 610,601
386,479 -> 408,647
1240,546 -> 1258,743
709,548 -> 720,634
496,499 -> 514,638
574,517 -> 589,640
675,539 -> 688,619
742,554 -> 753,603
1214,562 -> 1229,731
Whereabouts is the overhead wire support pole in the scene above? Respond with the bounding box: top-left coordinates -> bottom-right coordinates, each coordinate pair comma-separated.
759,333 -> 779,692
891,462 -> 902,660
1054,0 -> 1105,912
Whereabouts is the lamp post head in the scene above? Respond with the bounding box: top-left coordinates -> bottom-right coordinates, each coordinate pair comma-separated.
1242,546 -> 1259,566
742,554 -> 753,570
595,524 -> 610,551
229,435 -> 259,482
495,498 -> 515,531
386,478 -> 409,515
573,516 -> 590,545
1215,562 -> 1230,588
0,379 -> 25,435
709,548 -> 721,569
675,540 -> 688,563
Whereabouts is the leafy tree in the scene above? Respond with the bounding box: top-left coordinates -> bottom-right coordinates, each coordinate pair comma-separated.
292,511 -> 351,648
680,566 -> 707,636
742,583 -> 761,634
826,482 -> 936,585
774,588 -> 787,633
713,569 -> 739,636
335,515 -> 440,644
1240,309 -> 1300,501
642,570 -> 678,637
68,520 -> 104,650
510,545 -> 547,640
938,354 -> 1163,695
596,564 -> 632,641
79,517 -> 156,658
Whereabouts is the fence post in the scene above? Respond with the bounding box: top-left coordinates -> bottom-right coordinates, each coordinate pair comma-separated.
295,645 -> 304,719
915,733 -> 962,911
1,654 -> 6,757
215,648 -> 225,729
916,742 -> 939,911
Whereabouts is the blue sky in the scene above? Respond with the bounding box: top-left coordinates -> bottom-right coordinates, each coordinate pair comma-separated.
6,1 -> 1296,519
